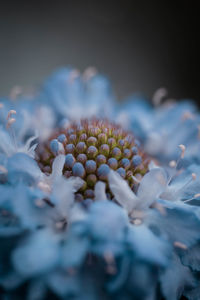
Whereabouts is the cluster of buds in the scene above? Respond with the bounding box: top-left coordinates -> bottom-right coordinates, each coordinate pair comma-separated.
36,119 -> 149,201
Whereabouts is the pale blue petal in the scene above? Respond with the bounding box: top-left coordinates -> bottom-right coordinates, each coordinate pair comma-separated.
160,254 -> 196,300
12,229 -> 60,277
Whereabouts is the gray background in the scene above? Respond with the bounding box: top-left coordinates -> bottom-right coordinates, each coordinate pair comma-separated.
0,1 -> 199,101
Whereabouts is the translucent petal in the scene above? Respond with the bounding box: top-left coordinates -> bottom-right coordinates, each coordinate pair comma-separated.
137,168 -> 168,209
181,243 -> 200,271
12,229 -> 60,276
160,254 -> 195,300
108,170 -> 137,213
94,181 -> 107,201
127,225 -> 171,267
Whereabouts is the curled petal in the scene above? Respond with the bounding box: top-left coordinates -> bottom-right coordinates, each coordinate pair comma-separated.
108,170 -> 137,213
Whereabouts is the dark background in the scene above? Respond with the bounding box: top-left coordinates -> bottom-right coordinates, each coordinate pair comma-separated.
0,1 -> 199,102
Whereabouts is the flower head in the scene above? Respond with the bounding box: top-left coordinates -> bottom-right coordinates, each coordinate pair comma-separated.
36,118 -> 149,203
1,68 -> 200,300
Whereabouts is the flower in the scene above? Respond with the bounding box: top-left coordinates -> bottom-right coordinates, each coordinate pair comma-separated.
1,67 -> 200,300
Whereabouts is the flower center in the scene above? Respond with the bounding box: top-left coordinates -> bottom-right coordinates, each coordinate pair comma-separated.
35,119 -> 149,201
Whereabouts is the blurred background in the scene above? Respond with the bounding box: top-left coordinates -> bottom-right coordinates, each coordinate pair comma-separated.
0,0 -> 199,102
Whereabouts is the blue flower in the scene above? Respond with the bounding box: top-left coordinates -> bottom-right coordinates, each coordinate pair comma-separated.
1,68 -> 200,299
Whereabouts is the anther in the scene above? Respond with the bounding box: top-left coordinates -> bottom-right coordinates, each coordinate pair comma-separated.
181,111 -> 195,121
174,241 -> 187,250
179,144 -> 186,159
83,66 -> 97,80
6,118 -> 16,128
133,219 -> 142,225
7,110 -> 17,120
169,160 -> 177,168
192,173 -> 196,181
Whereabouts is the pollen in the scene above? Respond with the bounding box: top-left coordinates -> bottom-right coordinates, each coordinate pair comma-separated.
35,119 -> 149,201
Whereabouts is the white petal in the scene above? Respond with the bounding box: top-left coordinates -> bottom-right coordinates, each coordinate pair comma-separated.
148,160 -> 160,170
108,170 -> 137,213
26,143 -> 38,158
51,177 -> 74,218
24,134 -> 38,152
50,154 -> 65,181
94,181 -> 107,201
137,168 -> 167,209
68,203 -> 87,224
67,176 -> 84,193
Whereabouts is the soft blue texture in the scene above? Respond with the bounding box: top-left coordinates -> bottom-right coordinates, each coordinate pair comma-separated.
7,152 -> 42,185
1,68 -> 200,299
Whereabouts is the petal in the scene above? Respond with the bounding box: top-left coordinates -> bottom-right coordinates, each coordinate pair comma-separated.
61,234 -> 89,269
108,170 -> 137,213
7,152 -> 42,184
181,243 -> 200,272
127,225 -> 171,267
0,127 -> 15,156
184,286 -> 200,300
160,254 -> 196,300
49,154 -> 65,182
149,200 -> 200,248
88,200 -> 129,255
47,271 -> 80,298
94,181 -> 107,201
12,229 -> 60,277
137,168 -> 168,209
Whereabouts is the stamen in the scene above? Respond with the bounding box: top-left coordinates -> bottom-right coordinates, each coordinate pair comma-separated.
174,241 -> 187,250
83,66 -> 97,80
181,111 -> 195,121
6,116 -> 18,151
177,173 -> 197,195
10,86 -> 22,100
133,219 -> 142,225
152,87 -> 167,106
7,110 -> 17,120
169,160 -> 177,168
38,181 -> 51,193
35,199 -> 45,208
179,144 -> 186,159
151,202 -> 166,215
68,69 -> 80,83
184,193 -> 200,203
6,118 -> 16,128
192,173 -> 196,180
167,145 -> 187,186
0,165 -> 8,174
